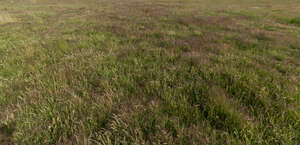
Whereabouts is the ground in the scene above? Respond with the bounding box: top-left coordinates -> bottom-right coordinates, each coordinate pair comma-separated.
0,0 -> 299,144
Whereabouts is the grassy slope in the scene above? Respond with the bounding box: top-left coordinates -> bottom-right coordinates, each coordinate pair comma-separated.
0,0 -> 299,144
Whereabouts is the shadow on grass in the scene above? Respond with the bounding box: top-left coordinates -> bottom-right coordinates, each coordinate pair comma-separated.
0,123 -> 15,144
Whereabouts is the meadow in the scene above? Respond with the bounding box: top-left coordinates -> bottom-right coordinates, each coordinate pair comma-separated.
0,0 -> 299,144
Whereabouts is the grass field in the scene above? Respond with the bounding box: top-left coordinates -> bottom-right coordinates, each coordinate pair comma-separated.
0,0 -> 299,144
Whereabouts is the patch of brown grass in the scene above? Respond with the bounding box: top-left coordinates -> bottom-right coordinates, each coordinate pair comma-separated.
175,15 -> 236,28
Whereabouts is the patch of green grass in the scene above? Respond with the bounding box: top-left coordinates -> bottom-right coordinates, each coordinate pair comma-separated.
276,17 -> 300,27
0,0 -> 299,144
289,18 -> 300,26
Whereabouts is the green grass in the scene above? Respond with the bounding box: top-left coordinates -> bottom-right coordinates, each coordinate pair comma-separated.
0,0 -> 299,144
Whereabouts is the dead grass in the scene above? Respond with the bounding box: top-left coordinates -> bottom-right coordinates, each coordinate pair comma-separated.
0,12 -> 16,24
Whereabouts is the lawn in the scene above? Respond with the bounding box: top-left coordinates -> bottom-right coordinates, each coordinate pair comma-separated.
0,0 -> 299,144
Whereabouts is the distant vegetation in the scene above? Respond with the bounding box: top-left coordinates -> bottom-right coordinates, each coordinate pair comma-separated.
0,0 -> 299,144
